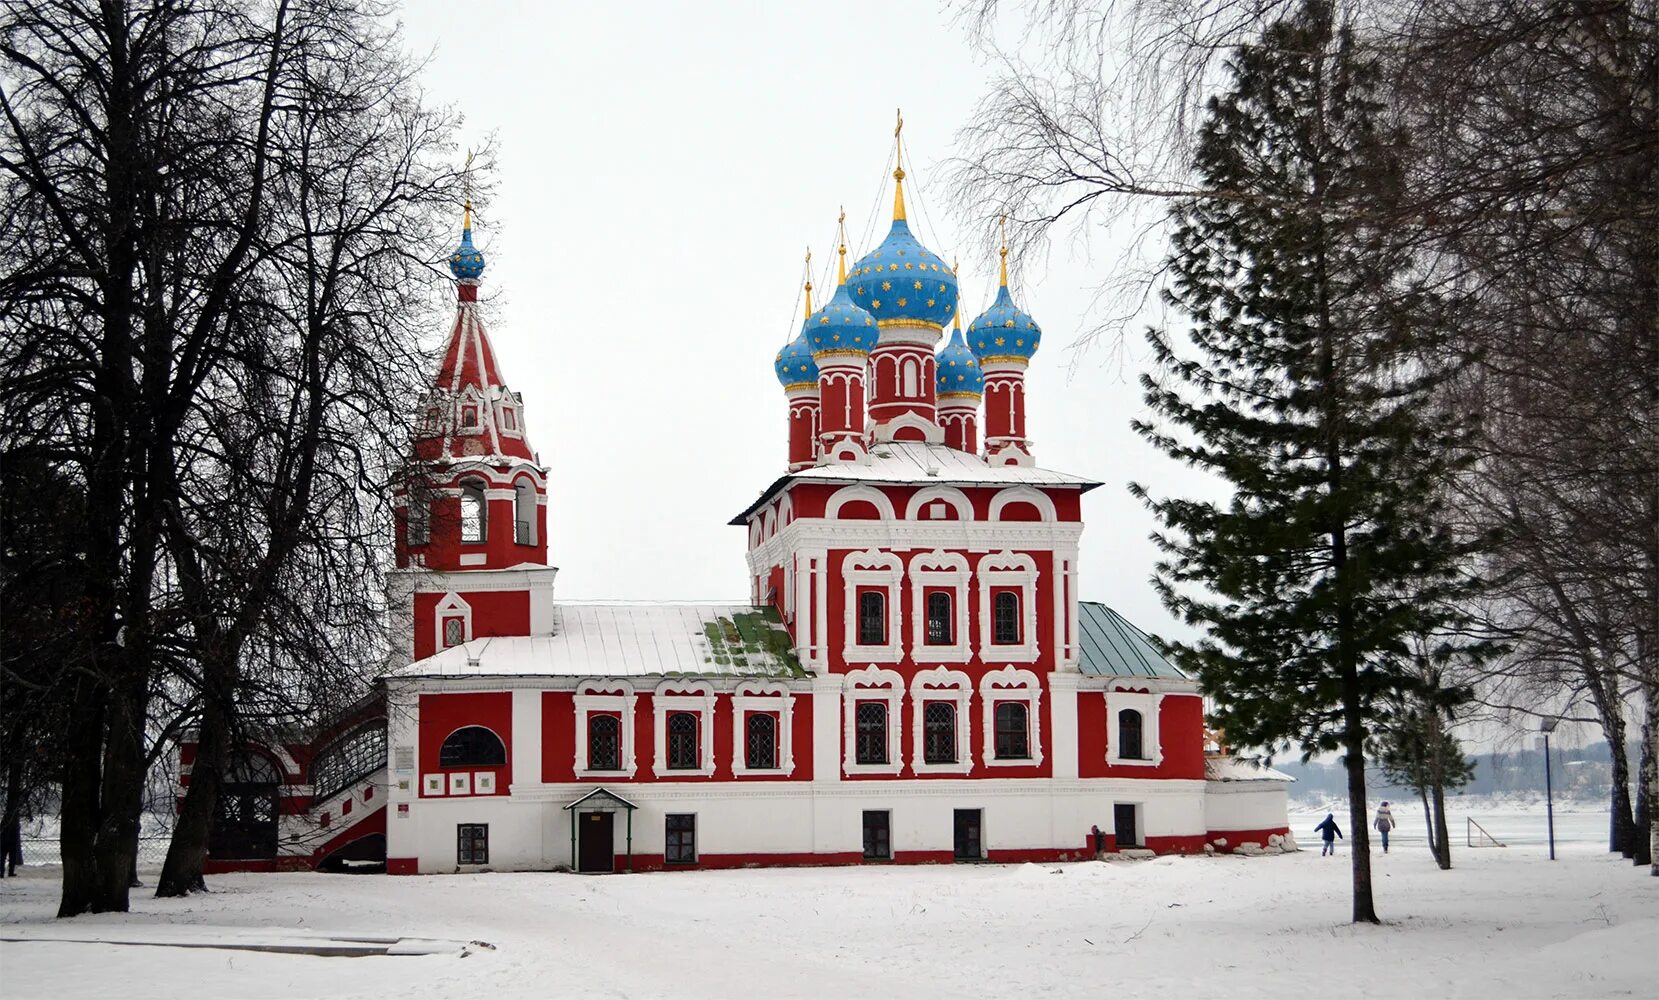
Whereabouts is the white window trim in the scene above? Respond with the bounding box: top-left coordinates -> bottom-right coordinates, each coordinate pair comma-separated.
731,680 -> 795,776
653,679 -> 716,777
843,665 -> 904,776
843,549 -> 904,663
980,666 -> 1044,767
977,551 -> 1040,661
909,667 -> 973,775
1106,688 -> 1165,767
908,551 -> 971,663
497,400 -> 523,438
902,485 -> 974,521
574,679 -> 638,778
433,593 -> 472,651
988,485 -> 1058,522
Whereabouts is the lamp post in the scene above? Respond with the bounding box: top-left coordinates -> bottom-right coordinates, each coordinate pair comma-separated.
1540,717 -> 1559,861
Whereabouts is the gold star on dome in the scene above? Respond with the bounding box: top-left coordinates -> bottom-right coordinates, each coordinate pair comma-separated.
872,300 -> 881,309
926,299 -> 935,307
881,281 -> 892,291
799,364 -> 808,372
820,316 -> 829,324
865,317 -> 873,325
1005,319 -> 1015,328
1015,339 -> 1025,347
947,359 -> 957,367
833,333 -> 841,342
913,280 -> 923,290
995,336 -> 1006,346
857,286 -> 865,295
977,340 -> 986,349
897,250 -> 906,256
898,297 -> 908,307
904,262 -> 913,270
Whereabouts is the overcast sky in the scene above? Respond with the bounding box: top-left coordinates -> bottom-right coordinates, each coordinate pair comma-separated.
391,1 -> 1235,645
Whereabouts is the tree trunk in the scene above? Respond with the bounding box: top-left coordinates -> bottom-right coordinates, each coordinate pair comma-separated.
1587,676 -> 1638,856
1430,780 -> 1452,870
1419,785 -> 1436,858
1341,688 -> 1378,922
55,678 -> 107,917
1639,685 -> 1656,872
157,673 -> 232,896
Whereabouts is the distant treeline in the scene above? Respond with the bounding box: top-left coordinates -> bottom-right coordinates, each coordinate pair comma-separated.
1280,742 -> 1633,803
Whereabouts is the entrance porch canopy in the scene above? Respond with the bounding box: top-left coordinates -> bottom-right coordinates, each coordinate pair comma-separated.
563,788 -> 638,873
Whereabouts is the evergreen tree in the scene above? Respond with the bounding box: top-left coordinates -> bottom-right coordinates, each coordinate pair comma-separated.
1131,0 -> 1495,923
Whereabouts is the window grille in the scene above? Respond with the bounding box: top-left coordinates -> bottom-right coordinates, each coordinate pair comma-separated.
923,702 -> 957,764
665,814 -> 696,864
311,725 -> 387,803
745,713 -> 777,770
857,591 -> 886,645
457,823 -> 489,865
588,714 -> 620,770
443,617 -> 465,647
1118,709 -> 1145,761
862,810 -> 891,860
925,592 -> 953,645
438,726 -> 506,768
992,591 -> 1021,644
460,482 -> 487,543
994,702 -> 1030,760
667,712 -> 699,770
855,702 -> 888,765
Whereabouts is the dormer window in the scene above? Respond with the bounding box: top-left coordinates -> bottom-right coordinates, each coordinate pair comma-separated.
460,405 -> 479,430
500,406 -> 517,431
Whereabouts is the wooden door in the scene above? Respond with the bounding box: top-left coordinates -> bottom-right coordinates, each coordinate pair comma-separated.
578,811 -> 615,873
953,809 -> 982,860
1113,803 -> 1139,848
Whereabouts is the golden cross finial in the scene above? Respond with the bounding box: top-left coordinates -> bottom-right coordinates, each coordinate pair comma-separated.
836,206 -> 849,284
803,247 -> 814,317
462,149 -> 476,229
998,214 -> 1009,287
892,108 -> 908,221
952,257 -> 962,330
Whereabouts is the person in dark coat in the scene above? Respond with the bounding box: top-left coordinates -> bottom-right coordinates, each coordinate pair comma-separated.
1,818 -> 21,876
1313,813 -> 1343,857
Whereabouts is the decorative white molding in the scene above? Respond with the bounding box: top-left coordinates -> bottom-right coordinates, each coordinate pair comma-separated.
652,679 -> 716,777
870,411 -> 945,445
976,551 -> 1040,661
433,592 -> 472,651
909,668 -> 973,775
842,665 -> 904,776
824,484 -> 897,521
980,666 -> 1044,767
731,679 -> 796,776
573,679 -> 638,778
906,550 -> 971,663
989,486 -> 1058,523
902,486 -> 975,522
842,549 -> 904,662
458,553 -> 488,567
1106,687 -> 1165,767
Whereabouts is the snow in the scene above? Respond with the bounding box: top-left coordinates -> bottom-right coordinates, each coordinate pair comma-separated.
2,809 -> 1653,999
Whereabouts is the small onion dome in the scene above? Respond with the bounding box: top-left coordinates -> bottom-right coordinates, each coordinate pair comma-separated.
967,284 -> 1042,363
935,323 -> 984,398
449,201 -> 486,281
775,329 -> 820,389
807,279 -> 878,361
846,217 -> 958,331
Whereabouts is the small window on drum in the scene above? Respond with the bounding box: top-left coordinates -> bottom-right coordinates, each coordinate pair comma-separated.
992,591 -> 1021,645
924,591 -> 953,645
439,726 -> 506,768
857,591 -> 886,645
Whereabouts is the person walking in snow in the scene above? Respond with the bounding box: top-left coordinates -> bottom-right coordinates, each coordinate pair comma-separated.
1314,813 -> 1343,857
1373,802 -> 1395,854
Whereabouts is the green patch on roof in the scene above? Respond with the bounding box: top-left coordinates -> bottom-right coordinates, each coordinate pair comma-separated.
696,607 -> 806,678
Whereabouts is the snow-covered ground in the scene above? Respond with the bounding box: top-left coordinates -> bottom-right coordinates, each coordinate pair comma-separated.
2,808 -> 1653,999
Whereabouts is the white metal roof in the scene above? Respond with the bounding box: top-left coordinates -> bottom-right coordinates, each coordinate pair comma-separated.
731,441 -> 1101,523
385,604 -> 802,680
1205,757 -> 1295,783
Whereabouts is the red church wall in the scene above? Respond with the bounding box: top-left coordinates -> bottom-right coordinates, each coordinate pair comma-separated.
412,589 -> 530,661
418,692 -> 512,796
541,691 -> 576,782
1075,691 -> 1206,780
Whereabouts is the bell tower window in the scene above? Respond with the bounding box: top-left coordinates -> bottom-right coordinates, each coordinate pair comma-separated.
460,404 -> 479,429
460,480 -> 487,544
514,479 -> 537,545
408,495 -> 430,546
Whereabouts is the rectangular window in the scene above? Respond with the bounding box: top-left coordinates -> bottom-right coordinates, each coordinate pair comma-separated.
923,701 -> 957,764
994,702 -> 1030,760
992,590 -> 1022,645
665,813 -> 696,864
924,591 -> 953,645
442,617 -> 465,647
855,701 -> 888,765
408,498 -> 430,546
862,810 -> 891,861
857,590 -> 886,645
745,713 -> 778,770
588,713 -> 621,771
457,823 -> 488,865
667,711 -> 700,770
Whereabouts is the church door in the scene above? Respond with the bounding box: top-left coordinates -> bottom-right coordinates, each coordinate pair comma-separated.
578,811 -> 615,873
1113,803 -> 1140,848
953,809 -> 982,860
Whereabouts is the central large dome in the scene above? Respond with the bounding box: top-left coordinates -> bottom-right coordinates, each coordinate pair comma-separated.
846,217 -> 958,331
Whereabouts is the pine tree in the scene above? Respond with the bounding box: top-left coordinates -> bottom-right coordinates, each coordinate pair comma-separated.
1131,0 -> 1496,923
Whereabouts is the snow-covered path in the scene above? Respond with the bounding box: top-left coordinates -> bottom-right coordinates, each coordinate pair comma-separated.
1,830 -> 1653,999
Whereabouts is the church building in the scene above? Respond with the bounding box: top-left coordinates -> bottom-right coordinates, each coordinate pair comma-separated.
179,126 -> 1292,875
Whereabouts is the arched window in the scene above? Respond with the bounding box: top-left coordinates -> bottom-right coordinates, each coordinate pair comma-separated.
1118,709 -> 1145,761
745,713 -> 777,770
992,591 -> 1021,645
901,358 -> 919,397
855,702 -> 888,765
513,479 -> 536,545
439,726 -> 506,768
994,702 -> 1030,760
667,711 -> 699,770
857,591 -> 886,646
588,714 -> 620,771
923,701 -> 957,764
407,495 -> 430,546
459,480 -> 487,544
925,591 -> 953,646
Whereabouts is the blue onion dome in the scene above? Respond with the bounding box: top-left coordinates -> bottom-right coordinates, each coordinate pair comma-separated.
807,248 -> 878,360
935,320 -> 984,398
775,277 -> 822,389
448,201 -> 486,281
845,165 -> 958,331
967,250 -> 1042,363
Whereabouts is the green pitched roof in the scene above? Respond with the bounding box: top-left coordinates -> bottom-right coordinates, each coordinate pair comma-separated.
1077,602 -> 1190,679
